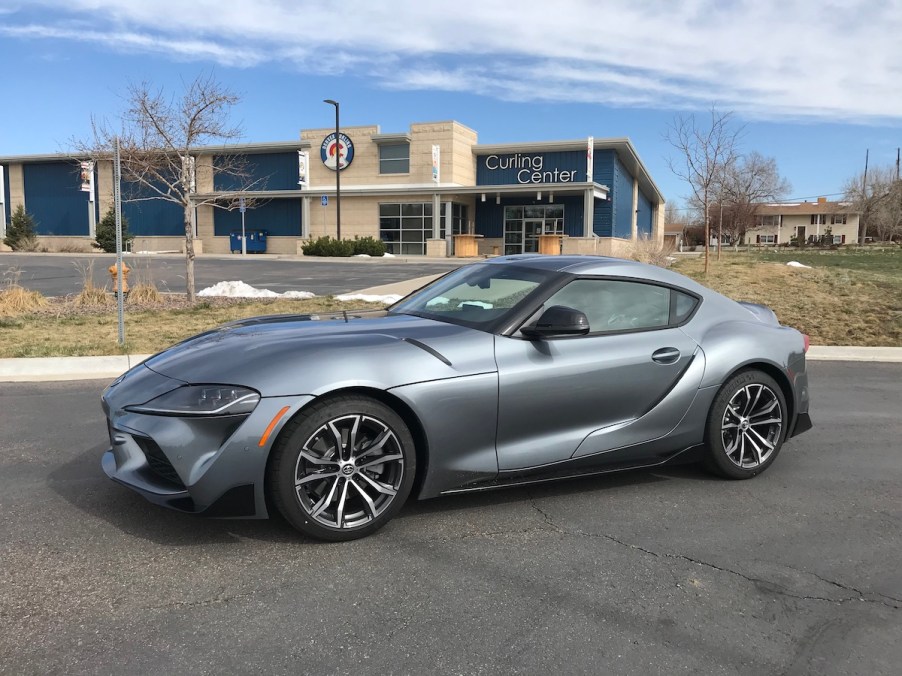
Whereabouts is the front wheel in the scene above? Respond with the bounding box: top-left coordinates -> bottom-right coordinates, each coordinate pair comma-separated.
704,370 -> 787,479
269,396 -> 416,541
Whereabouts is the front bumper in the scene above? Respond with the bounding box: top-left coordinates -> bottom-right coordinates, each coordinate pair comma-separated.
101,364 -> 313,518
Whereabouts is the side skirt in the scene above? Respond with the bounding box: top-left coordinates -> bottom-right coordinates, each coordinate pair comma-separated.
439,444 -> 705,495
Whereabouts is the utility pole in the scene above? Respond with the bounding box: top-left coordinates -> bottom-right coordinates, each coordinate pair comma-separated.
860,149 -> 869,245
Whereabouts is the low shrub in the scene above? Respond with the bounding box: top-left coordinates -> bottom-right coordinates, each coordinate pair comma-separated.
302,236 -> 386,257
352,236 -> 387,257
0,285 -> 48,316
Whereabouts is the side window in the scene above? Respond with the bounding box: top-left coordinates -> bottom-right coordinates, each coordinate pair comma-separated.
542,279 -> 684,333
673,291 -> 698,324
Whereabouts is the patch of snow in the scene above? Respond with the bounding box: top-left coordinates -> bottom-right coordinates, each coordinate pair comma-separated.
198,281 -> 315,299
426,296 -> 451,307
353,254 -> 371,258
786,261 -> 812,268
335,293 -> 402,304
134,250 -> 180,255
382,252 -> 396,258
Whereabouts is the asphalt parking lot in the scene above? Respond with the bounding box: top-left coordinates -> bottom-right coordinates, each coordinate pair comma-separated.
1,362 -> 899,674
0,253 -> 464,297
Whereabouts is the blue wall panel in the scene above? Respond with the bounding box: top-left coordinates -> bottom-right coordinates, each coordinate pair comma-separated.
593,198 -> 613,237
612,156 -> 634,239
23,162 -> 90,236
591,150 -> 615,237
592,149 -> 615,187
476,151 -> 585,186
215,152 -> 300,192
475,195 -> 583,238
123,189 -> 185,236
637,188 -> 653,237
214,199 -> 301,237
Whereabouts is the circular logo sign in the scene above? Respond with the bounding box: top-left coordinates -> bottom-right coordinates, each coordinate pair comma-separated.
321,132 -> 354,171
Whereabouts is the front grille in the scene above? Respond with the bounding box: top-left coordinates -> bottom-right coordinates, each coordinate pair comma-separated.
134,436 -> 186,489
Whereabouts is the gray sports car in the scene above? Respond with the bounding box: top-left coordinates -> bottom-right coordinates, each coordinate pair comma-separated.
101,254 -> 812,540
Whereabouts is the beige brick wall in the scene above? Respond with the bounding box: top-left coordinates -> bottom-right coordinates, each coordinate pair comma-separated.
8,163 -> 25,210
300,121 -> 477,189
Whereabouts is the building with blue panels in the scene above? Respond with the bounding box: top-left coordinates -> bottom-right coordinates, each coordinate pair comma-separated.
0,121 -> 664,257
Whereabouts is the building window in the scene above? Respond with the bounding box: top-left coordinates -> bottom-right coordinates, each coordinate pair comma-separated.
831,213 -> 847,224
449,203 -> 468,236
379,202 -> 433,255
810,214 -> 827,225
379,144 -> 410,174
833,235 -> 845,244
757,234 -> 776,244
755,214 -> 780,227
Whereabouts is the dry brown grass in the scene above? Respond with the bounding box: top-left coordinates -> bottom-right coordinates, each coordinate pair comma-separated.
0,285 -> 48,317
0,296 -> 388,357
672,253 -> 902,346
127,283 -> 163,304
630,236 -> 675,267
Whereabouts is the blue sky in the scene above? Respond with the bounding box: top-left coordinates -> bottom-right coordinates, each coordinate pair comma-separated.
1,0 -> 900,213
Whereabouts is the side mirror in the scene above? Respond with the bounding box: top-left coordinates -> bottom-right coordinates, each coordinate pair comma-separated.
520,305 -> 590,339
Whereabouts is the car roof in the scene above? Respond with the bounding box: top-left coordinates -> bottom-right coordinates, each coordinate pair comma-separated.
485,254 -> 703,289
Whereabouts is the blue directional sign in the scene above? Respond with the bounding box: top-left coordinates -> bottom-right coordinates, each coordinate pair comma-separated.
321,195 -> 329,207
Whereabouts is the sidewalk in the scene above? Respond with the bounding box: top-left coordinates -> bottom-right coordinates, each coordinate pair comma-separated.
1,274 -> 901,382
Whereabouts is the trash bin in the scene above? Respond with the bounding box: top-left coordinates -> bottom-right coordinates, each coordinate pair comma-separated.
230,230 -> 268,253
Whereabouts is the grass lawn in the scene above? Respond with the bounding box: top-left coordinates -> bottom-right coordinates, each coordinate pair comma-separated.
671,247 -> 901,347
0,247 -> 899,357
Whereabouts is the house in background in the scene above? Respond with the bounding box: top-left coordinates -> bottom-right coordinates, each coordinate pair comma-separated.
747,197 -> 860,245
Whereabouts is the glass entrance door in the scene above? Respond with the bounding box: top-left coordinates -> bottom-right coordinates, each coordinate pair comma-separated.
503,205 -> 565,255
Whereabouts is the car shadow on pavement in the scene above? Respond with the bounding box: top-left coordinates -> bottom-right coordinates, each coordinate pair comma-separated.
398,462 -> 715,519
46,445 -> 306,547
46,444 -> 715,545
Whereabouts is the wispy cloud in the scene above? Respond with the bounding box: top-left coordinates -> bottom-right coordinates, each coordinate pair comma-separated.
3,0 -> 901,121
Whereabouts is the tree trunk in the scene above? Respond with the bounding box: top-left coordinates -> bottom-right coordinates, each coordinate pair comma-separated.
184,201 -> 196,303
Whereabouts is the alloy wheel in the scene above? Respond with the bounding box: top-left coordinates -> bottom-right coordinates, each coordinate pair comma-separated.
720,383 -> 783,469
294,414 -> 405,529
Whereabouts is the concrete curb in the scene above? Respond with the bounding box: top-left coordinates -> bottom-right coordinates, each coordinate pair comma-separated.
805,346 -> 902,362
0,354 -> 154,383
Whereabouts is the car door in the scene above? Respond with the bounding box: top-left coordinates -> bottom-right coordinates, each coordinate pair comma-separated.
494,278 -> 701,471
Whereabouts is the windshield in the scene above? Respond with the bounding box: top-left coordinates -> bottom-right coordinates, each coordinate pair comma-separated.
390,263 -> 554,330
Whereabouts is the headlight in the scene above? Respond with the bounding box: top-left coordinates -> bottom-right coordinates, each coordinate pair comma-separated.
125,385 -> 261,416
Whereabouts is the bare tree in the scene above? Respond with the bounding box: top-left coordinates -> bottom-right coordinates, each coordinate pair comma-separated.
720,152 -> 791,246
843,165 -> 902,242
77,74 -> 260,302
665,107 -> 743,272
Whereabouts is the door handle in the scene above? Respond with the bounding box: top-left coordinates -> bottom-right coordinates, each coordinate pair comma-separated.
651,347 -> 681,365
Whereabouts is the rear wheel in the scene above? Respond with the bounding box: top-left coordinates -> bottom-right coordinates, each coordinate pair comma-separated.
704,370 -> 787,479
270,396 -> 416,541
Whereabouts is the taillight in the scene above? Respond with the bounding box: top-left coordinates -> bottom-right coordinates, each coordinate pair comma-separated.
803,334 -> 810,353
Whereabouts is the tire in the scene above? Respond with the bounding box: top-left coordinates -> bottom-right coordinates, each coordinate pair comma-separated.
704,369 -> 787,479
269,395 -> 416,541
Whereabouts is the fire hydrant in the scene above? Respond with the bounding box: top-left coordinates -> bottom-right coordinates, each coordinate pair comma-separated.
108,262 -> 130,298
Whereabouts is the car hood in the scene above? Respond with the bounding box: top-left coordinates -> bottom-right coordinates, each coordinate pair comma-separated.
142,311 -> 498,397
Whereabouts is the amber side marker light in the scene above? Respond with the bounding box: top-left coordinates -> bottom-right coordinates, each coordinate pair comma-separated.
259,406 -> 291,447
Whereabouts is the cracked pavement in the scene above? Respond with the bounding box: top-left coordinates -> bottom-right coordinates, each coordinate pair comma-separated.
1,362 -> 900,674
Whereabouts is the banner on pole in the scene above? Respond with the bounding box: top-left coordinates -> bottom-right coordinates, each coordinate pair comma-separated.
298,150 -> 309,188
586,136 -> 594,183
79,161 -> 94,196
432,145 -> 441,184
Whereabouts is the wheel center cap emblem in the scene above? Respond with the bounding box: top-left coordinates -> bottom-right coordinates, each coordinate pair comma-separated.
739,419 -> 750,430
341,464 -> 355,476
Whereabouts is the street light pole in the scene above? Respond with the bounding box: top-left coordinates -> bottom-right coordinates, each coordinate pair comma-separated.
324,99 -> 341,240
